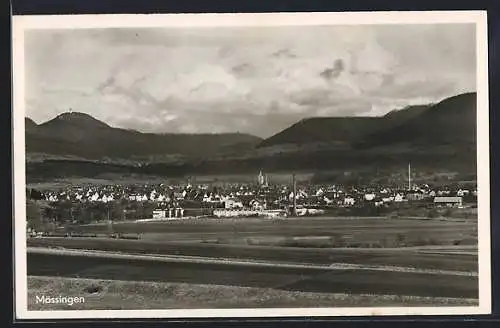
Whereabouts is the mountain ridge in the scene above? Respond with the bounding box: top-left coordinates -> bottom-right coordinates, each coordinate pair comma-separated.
25,92 -> 477,179
25,112 -> 263,161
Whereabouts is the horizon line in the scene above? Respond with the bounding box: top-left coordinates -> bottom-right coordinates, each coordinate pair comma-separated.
25,90 -> 476,136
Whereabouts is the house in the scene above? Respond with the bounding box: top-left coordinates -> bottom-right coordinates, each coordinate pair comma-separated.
173,192 -> 184,200
323,196 -> 334,205
249,199 -> 266,210
152,208 -> 184,219
225,198 -> 244,209
174,208 -> 185,217
344,197 -> 355,206
406,192 -> 426,201
434,196 -> 463,207
364,193 -> 376,201
90,192 -> 100,202
152,210 -> 167,219
394,193 -> 404,202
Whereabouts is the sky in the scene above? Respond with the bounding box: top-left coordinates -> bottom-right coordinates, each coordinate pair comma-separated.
25,24 -> 476,138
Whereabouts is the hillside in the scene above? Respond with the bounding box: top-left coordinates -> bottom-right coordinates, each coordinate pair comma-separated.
258,104 -> 432,148
202,92 -> 476,175
258,92 -> 474,151
25,112 -> 263,161
25,118 -> 38,130
25,92 -> 478,181
354,93 -> 476,149
257,117 -> 381,147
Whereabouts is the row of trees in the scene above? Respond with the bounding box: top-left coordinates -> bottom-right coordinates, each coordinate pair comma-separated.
26,198 -> 161,231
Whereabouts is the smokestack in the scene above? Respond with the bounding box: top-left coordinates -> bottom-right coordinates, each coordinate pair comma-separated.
408,162 -> 411,190
292,173 -> 297,216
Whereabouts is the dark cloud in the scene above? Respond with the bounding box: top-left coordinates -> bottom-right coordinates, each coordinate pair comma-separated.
320,59 -> 345,80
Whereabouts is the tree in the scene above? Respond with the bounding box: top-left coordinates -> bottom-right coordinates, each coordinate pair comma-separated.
26,199 -> 42,230
109,202 -> 125,221
26,200 -> 56,233
29,188 -> 44,201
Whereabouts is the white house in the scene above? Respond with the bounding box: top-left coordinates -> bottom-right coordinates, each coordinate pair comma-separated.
250,199 -> 266,211
323,196 -> 334,205
364,193 -> 376,201
344,197 -> 355,206
90,192 -> 100,202
225,198 -> 244,209
152,209 -> 167,219
434,196 -> 463,207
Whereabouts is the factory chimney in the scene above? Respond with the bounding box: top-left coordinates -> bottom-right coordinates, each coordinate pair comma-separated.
408,162 -> 411,190
292,173 -> 297,216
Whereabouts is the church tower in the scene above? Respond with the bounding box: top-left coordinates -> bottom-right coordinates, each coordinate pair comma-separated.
258,171 -> 265,186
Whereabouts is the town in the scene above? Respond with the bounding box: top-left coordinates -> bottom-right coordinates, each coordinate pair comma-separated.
26,169 -> 478,235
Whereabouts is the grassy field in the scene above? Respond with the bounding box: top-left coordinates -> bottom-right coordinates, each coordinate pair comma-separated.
29,217 -> 478,272
27,276 -> 478,310
63,216 -> 478,248
27,215 -> 479,310
28,240 -> 478,273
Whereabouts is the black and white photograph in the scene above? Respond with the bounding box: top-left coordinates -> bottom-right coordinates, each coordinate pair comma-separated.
13,11 -> 491,319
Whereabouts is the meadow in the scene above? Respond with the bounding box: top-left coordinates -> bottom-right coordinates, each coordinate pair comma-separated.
28,217 -> 478,272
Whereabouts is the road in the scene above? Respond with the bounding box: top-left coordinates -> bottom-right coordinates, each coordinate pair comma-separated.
27,248 -> 478,299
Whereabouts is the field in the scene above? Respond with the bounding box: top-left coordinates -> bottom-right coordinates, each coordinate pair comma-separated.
28,276 -> 478,310
27,216 -> 479,309
59,216 -> 477,246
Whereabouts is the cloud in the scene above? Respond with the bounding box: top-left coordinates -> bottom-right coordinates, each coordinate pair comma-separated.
320,59 -> 345,81
24,24 -> 476,138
